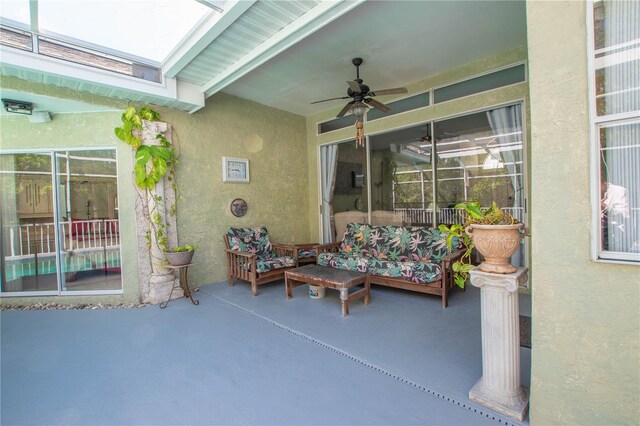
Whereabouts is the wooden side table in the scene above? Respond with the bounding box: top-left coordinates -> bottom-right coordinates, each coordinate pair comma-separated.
160,263 -> 199,309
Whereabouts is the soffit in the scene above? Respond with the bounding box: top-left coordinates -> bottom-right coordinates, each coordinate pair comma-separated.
0,64 -> 198,113
176,0 -> 322,86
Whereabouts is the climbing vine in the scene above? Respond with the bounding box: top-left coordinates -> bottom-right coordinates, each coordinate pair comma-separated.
114,105 -> 178,255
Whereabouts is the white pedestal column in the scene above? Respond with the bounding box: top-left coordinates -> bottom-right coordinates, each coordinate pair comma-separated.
469,267 -> 529,421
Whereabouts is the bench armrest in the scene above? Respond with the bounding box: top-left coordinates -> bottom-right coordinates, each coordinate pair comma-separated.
293,243 -> 319,250
315,242 -> 341,254
224,249 -> 256,259
441,249 -> 465,264
272,244 -> 295,257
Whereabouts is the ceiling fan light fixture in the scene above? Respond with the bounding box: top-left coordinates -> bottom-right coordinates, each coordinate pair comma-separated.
350,102 -> 368,121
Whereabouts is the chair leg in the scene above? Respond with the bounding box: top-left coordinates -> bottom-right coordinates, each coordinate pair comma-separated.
228,274 -> 234,286
251,280 -> 258,296
441,278 -> 448,308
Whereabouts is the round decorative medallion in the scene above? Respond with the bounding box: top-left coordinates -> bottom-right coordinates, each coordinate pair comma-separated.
230,198 -> 248,217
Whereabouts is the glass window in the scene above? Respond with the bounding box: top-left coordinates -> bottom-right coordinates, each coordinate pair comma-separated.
318,115 -> 358,134
434,105 -> 525,231
367,92 -> 430,121
369,124 -> 433,226
320,141 -> 368,242
598,121 -> 640,258
434,64 -> 526,104
590,0 -> 640,263
0,25 -> 33,51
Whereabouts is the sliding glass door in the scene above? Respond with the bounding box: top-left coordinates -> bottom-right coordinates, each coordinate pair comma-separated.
434,104 -> 526,266
320,103 -> 528,267
0,153 -> 58,293
0,149 -> 122,295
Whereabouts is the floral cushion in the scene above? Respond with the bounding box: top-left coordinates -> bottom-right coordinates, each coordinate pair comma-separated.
365,225 -> 459,264
339,223 -> 371,256
317,252 -> 369,273
297,248 -> 317,259
255,256 -> 296,273
227,227 -> 275,259
367,258 -> 442,284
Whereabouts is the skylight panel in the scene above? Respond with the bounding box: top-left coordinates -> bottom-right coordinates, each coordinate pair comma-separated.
0,0 -> 30,26
37,0 -> 213,63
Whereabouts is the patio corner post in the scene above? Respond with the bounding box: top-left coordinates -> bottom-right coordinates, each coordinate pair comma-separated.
469,267 -> 529,421
134,120 -> 181,304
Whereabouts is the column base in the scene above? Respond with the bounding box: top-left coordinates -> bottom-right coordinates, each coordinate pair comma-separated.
145,273 -> 183,305
469,377 -> 529,422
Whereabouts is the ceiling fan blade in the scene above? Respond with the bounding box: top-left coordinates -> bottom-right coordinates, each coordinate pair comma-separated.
336,101 -> 355,118
347,80 -> 361,93
368,87 -> 408,96
310,96 -> 351,105
365,97 -> 390,113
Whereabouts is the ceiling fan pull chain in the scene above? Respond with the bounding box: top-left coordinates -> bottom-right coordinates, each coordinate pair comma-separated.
356,120 -> 365,148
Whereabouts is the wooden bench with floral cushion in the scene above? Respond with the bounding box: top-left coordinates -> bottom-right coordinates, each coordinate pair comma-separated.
224,227 -> 296,296
316,223 -> 464,308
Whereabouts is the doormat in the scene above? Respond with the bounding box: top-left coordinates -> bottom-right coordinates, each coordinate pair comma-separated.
520,315 -> 531,348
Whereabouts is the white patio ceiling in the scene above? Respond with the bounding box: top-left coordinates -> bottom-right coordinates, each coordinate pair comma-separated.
0,0 -> 527,116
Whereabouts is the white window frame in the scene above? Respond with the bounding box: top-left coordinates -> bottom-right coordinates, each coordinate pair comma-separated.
587,0 -> 640,264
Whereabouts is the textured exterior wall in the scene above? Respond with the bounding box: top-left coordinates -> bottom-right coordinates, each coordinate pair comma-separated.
157,93 -> 309,287
0,111 -> 141,304
305,47 -> 530,242
0,78 -> 309,303
527,1 -> 639,424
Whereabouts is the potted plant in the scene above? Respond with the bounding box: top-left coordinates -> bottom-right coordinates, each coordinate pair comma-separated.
440,201 -> 528,288
165,244 -> 197,266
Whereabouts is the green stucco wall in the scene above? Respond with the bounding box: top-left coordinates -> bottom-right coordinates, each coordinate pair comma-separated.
0,77 -> 309,305
527,1 -> 639,424
156,93 -> 309,288
305,47 -> 530,243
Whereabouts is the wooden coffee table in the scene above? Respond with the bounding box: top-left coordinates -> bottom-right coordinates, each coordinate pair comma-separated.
285,264 -> 370,316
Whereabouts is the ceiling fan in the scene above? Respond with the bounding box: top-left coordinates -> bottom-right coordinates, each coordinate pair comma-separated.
311,57 -> 408,118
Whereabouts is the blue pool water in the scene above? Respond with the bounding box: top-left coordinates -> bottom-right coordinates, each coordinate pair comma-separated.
4,250 -> 121,281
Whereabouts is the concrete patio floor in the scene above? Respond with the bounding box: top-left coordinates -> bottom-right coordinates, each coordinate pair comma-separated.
1,279 -> 531,425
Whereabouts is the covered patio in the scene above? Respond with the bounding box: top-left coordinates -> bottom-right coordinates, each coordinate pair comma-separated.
1,281 -> 531,425
1,0 -> 638,425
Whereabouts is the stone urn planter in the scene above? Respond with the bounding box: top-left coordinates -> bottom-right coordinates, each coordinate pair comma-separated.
465,223 -> 528,274
165,250 -> 194,266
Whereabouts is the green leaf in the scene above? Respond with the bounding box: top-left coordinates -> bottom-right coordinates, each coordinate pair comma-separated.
123,120 -> 133,134
454,276 -> 466,289
130,136 -> 142,149
123,106 -> 136,121
114,127 -> 125,141
466,204 -> 484,220
135,146 -> 150,167
140,107 -> 159,121
445,233 -> 455,249
134,164 -> 147,188
438,224 -> 450,233
460,264 -> 475,272
132,114 -> 142,129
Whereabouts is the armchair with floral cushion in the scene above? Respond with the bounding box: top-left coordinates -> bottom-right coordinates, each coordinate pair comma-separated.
223,227 -> 296,296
